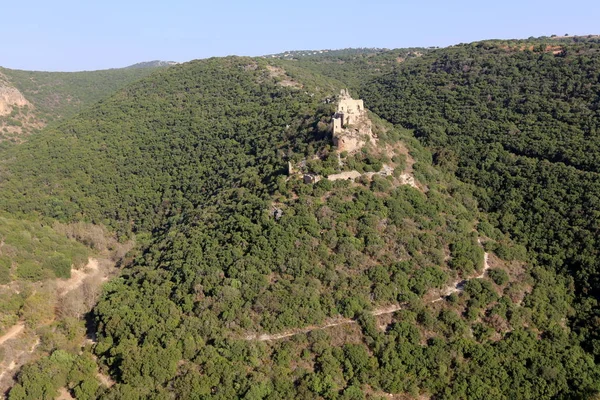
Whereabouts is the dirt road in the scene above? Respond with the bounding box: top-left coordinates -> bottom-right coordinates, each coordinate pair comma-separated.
247,251 -> 491,342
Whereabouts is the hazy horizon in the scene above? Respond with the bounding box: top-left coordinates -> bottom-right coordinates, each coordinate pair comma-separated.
2,0 -> 599,72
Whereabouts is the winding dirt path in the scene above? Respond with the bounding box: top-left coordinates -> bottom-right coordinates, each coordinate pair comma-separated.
248,250 -> 491,342
479,251 -> 490,279
0,323 -> 24,346
246,319 -> 357,341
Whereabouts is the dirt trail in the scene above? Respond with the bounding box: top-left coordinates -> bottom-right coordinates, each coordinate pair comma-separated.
0,361 -> 17,382
432,250 -> 490,302
478,251 -> 490,279
57,258 -> 101,295
96,371 -> 115,388
0,323 -> 24,345
0,337 -> 39,388
246,319 -> 357,341
0,258 -> 107,392
0,258 -> 100,346
248,249 -> 491,342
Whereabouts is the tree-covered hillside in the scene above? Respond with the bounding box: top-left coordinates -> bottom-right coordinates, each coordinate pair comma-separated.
1,52 -> 598,399
0,65 -> 165,142
361,38 -> 600,361
284,48 -> 431,96
0,57 -> 331,235
124,60 -> 178,69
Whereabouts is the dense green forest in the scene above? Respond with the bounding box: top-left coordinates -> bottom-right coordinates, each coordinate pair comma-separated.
283,48 -> 430,96
0,216 -> 89,283
0,58 -> 332,234
0,66 -> 164,122
0,65 -> 165,142
1,40 -> 600,399
360,38 -> 600,362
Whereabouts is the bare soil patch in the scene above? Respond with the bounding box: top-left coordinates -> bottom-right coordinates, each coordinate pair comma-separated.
0,323 -> 24,345
266,65 -> 302,88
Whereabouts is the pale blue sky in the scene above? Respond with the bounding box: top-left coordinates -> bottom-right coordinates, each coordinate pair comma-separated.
2,0 -> 599,71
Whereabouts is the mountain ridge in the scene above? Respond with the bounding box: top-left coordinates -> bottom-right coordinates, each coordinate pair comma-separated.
123,60 -> 179,69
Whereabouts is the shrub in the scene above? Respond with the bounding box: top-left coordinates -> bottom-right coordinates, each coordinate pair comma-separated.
43,255 -> 72,279
0,256 -> 11,284
16,261 -> 45,281
488,268 -> 509,285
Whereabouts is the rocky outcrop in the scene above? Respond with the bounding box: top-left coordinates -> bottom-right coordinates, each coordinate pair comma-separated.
0,74 -> 30,116
398,173 -> 417,188
0,73 -> 42,140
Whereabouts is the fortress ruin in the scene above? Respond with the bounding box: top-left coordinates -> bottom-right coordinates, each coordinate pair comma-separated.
331,89 -> 374,153
288,89 -> 383,185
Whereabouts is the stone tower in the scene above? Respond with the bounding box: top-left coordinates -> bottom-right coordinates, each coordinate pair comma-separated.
331,89 -> 373,153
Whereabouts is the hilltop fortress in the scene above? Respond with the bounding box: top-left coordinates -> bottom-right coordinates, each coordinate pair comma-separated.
331,89 -> 375,153
288,89 -> 400,185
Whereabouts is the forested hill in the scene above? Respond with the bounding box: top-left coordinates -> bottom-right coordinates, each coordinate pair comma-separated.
2,53 -> 598,399
281,48 -> 432,95
0,65 -> 165,142
0,57 -> 334,235
360,39 -> 600,360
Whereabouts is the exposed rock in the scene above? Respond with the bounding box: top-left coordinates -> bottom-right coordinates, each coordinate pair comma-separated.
399,173 -> 417,188
0,74 -> 30,116
365,164 -> 394,179
270,207 -> 284,220
266,65 -> 301,88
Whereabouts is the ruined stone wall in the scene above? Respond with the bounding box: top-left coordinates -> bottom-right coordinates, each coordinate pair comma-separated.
337,97 -> 364,126
332,116 -> 343,134
331,89 -> 374,153
333,134 -> 363,153
327,170 -> 362,181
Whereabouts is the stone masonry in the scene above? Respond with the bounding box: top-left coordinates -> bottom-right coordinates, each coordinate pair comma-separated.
331,89 -> 374,153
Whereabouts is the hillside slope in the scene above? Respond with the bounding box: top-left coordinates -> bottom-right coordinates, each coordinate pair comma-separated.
0,65 -> 165,142
361,38 -> 600,361
125,60 -> 178,69
1,55 -> 597,399
0,57 -> 334,234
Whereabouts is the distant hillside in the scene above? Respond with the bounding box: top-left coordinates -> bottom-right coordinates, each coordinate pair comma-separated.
0,65 -> 166,143
263,47 -> 392,59
281,47 -> 431,94
124,60 -> 179,69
